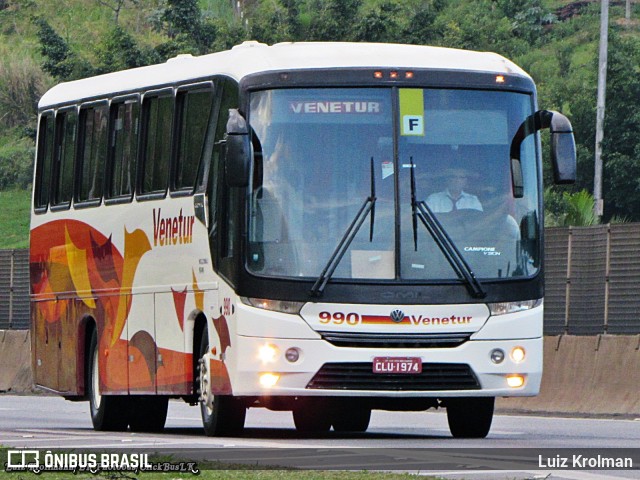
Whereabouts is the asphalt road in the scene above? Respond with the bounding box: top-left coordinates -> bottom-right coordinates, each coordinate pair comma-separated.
1,395 -> 639,478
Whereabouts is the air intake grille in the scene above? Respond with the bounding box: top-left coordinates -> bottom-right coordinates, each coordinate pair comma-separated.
319,331 -> 471,349
306,362 -> 480,391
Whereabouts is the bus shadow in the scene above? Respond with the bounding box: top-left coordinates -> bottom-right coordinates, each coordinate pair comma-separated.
161,426 -> 447,440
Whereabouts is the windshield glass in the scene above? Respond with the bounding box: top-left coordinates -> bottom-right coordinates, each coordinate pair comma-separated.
248,87 -> 539,282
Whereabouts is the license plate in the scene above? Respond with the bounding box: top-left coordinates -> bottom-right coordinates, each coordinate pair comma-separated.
372,357 -> 422,374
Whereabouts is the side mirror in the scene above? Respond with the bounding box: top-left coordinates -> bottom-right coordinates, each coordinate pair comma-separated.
550,113 -> 577,184
510,110 -> 576,198
225,109 -> 251,187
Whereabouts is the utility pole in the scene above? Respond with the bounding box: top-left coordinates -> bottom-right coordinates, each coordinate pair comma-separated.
594,0 -> 609,217
626,0 -> 631,22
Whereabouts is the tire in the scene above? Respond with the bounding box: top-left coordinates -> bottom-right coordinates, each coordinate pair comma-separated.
199,325 -> 246,436
129,396 -> 168,433
88,329 -> 130,431
292,398 -> 332,433
332,405 -> 371,433
446,397 -> 494,438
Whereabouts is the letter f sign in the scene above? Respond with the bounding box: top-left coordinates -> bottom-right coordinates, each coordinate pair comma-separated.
402,115 -> 424,136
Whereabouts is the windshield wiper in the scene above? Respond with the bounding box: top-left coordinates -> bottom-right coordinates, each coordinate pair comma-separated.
310,157 -> 377,297
409,158 -> 486,299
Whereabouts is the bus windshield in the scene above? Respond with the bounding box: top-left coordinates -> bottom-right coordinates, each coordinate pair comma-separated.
248,87 -> 539,282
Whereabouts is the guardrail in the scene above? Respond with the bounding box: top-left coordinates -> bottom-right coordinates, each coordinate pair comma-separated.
0,249 -> 29,329
544,224 -> 640,335
2,223 -> 640,333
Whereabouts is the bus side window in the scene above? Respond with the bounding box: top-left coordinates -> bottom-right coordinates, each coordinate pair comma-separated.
77,103 -> 108,203
34,112 -> 55,212
107,99 -> 139,199
52,109 -> 77,208
174,87 -> 214,193
140,92 -> 173,196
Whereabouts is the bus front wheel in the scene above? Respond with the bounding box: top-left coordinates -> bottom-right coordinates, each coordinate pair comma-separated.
88,329 -> 130,431
292,398 -> 332,433
446,397 -> 494,438
198,326 -> 246,436
331,405 -> 371,433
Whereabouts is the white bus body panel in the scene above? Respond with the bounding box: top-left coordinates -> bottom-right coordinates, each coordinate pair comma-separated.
229,301 -> 543,397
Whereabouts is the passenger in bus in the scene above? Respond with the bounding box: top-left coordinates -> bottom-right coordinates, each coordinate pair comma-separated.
426,168 -> 483,213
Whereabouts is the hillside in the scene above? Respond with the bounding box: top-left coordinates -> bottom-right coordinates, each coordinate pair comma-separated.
0,0 -> 638,248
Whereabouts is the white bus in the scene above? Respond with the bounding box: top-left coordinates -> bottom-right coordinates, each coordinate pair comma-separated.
30,41 -> 575,438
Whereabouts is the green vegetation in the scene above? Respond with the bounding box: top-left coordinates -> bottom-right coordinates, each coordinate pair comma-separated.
0,189 -> 30,248
0,0 -> 639,244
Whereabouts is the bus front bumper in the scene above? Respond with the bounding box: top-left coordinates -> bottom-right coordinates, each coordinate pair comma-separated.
228,335 -> 542,398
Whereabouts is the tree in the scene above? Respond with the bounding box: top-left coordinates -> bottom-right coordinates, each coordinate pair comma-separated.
356,2 -> 402,43
402,1 -> 445,45
545,188 -> 599,227
34,17 -> 94,81
96,0 -> 133,25
496,0 -> 555,45
601,33 -> 640,220
95,26 -> 156,74
159,0 -> 217,54
307,0 -> 362,41
247,0 -> 297,44
430,1 -> 523,56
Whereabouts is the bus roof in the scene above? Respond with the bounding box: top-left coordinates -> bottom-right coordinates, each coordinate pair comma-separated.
38,41 -> 531,109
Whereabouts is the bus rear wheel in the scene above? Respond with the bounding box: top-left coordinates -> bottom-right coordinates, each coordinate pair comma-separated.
446,397 -> 494,438
198,326 -> 246,436
88,329 -> 130,431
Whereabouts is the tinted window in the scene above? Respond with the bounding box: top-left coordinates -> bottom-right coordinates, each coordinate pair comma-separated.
34,113 -> 55,210
141,94 -> 173,194
109,99 -> 139,198
78,104 -> 108,202
175,88 -> 213,192
52,109 -> 77,207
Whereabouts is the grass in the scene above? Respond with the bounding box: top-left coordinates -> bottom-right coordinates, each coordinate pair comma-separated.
0,189 -> 31,249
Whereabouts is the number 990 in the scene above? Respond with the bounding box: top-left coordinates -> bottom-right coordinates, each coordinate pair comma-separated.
318,311 -> 361,325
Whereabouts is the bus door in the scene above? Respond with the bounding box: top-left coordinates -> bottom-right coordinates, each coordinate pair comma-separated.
127,293 -> 157,394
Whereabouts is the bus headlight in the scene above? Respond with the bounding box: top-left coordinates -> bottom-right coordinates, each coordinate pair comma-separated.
258,343 -> 278,363
506,375 -> 525,388
241,297 -> 304,314
259,373 -> 280,388
511,346 -> 526,363
488,299 -> 542,316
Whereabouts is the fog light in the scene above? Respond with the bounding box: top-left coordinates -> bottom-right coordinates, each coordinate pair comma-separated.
511,346 -> 526,363
258,344 -> 278,363
490,348 -> 505,364
507,375 -> 525,388
259,373 -> 279,388
285,347 -> 300,363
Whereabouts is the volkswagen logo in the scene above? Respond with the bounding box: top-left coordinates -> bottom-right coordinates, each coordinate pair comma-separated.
390,309 -> 405,323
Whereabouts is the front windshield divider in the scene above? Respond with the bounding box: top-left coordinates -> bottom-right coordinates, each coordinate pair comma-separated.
310,158 -> 377,298
369,156 -> 376,242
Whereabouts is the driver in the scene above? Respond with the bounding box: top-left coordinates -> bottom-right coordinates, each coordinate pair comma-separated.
426,167 -> 483,213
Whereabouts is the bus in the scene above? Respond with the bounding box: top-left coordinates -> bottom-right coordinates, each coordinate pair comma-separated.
30,41 -> 575,438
